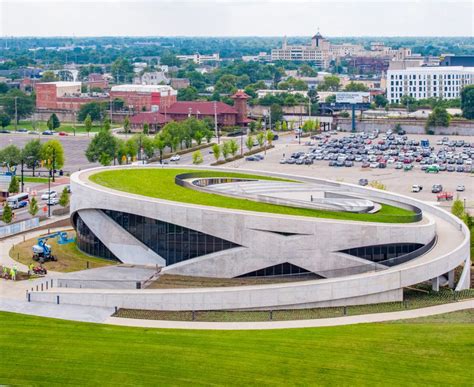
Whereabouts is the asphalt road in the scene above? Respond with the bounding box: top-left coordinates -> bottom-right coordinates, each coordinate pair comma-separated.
0,132 -> 99,173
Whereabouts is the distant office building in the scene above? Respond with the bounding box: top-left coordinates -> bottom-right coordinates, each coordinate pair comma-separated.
271,32 -> 329,68
176,53 -> 220,64
110,84 -> 177,112
440,55 -> 474,67
347,57 -> 391,75
242,52 -> 271,62
386,66 -> 474,104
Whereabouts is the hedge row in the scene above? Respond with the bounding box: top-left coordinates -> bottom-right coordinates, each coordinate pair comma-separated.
210,145 -> 275,166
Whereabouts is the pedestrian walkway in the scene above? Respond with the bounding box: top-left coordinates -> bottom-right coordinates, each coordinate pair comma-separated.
104,299 -> 474,330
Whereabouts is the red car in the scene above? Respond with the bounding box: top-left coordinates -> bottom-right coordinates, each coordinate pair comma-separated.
58,132 -> 68,136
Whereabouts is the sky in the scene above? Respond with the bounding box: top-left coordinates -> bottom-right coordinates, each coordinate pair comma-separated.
0,0 -> 473,37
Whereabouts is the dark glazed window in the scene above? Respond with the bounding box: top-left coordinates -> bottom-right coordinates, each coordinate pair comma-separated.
341,243 -> 424,263
103,209 -> 240,265
238,262 -> 311,278
73,213 -> 118,261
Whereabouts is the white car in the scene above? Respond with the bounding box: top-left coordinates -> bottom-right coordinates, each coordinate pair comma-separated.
46,197 -> 59,206
456,185 -> 465,192
412,185 -> 423,193
369,162 -> 379,168
279,158 -> 287,164
170,155 -> 181,162
41,190 -> 58,200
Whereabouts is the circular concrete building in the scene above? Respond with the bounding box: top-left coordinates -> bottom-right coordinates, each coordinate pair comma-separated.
37,165 -> 471,311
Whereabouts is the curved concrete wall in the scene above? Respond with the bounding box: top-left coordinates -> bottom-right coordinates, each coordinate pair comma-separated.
39,164 -> 471,310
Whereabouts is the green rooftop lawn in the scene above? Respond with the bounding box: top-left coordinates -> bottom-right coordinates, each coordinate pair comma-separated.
0,311 -> 472,385
89,168 -> 418,223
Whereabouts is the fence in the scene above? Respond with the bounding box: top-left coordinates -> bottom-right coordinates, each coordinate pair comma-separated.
0,217 -> 40,239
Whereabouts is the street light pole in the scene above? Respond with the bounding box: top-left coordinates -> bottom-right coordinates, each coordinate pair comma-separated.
20,159 -> 24,193
213,101 -> 219,144
14,96 -> 18,131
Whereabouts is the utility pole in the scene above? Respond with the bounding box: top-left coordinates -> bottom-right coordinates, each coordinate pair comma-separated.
20,159 -> 24,193
109,98 -> 113,123
213,101 -> 219,144
14,96 -> 18,131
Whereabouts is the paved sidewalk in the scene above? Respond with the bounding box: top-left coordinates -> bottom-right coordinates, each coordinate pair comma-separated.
103,299 -> 474,330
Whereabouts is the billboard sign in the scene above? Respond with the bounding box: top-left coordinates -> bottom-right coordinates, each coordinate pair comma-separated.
336,92 -> 370,104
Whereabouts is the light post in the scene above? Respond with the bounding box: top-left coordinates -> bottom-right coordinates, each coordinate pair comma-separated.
213,101 -> 219,144
14,96 -> 18,131
73,111 -> 76,136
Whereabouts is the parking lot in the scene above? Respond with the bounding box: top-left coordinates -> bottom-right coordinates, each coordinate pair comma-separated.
227,132 -> 473,207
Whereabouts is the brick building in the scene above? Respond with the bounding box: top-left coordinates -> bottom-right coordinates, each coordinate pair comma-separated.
110,84 -> 177,113
36,81 -> 109,111
130,90 -> 251,131
86,73 -> 108,90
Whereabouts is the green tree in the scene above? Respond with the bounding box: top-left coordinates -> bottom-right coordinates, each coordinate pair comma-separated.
78,102 -> 104,122
266,130 -> 274,147
102,117 -> 111,132
133,134 -> 155,160
344,82 -> 369,92
256,118 -> 263,131
123,115 -> 130,135
318,75 -> 340,91
451,199 -> 465,219
460,85 -> 474,119
2,90 -> 34,122
111,57 -> 134,83
228,139 -> 239,157
274,121 -> 281,132
2,202 -> 12,224
211,143 -> 221,162
256,132 -> 265,148
21,140 -> 42,177
374,94 -> 388,108
270,104 -> 283,124
154,135 -> 166,164
41,140 -> 65,181
0,113 -> 11,128
143,123 -> 149,135
299,64 -> 317,77
281,121 -> 288,131
177,86 -> 199,101
84,114 -> 92,137
192,150 -> 203,165
59,187 -> 70,207
85,130 -> 119,166
0,83 -> 9,94
0,144 -> 21,166
221,141 -> 231,159
40,71 -> 58,82
125,138 -> 139,160
47,113 -> 61,131
28,196 -> 39,216
8,176 -> 19,194
426,107 -> 450,129
245,135 -> 254,152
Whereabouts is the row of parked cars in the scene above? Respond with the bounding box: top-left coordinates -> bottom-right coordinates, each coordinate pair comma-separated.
0,129 -> 69,136
279,131 -> 474,173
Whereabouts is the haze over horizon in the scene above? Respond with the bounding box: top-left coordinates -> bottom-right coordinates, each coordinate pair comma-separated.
0,0 -> 473,38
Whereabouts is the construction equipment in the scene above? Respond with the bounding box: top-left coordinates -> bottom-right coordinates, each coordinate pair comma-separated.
32,231 -> 74,263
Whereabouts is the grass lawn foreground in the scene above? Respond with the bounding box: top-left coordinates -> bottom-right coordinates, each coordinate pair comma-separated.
0,310 -> 472,385
89,168 -> 417,223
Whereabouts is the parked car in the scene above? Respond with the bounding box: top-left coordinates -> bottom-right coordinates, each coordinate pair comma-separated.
431,184 -> 443,193
17,128 -> 28,133
170,154 -> 181,162
245,156 -> 258,161
358,178 -> 368,186
456,184 -> 465,192
28,130 -> 39,135
46,197 -> 59,206
58,131 -> 68,136
42,130 -> 55,135
412,185 -> 423,193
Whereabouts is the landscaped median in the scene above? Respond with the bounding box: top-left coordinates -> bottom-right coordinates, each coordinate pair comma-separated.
89,168 -> 418,223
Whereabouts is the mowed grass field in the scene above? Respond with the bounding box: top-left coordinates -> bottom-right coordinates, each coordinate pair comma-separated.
90,169 -> 417,223
3,120 -> 119,133
0,311 -> 473,385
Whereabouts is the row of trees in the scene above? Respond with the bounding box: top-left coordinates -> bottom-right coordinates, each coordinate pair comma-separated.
0,139 -> 65,176
85,117 -> 215,166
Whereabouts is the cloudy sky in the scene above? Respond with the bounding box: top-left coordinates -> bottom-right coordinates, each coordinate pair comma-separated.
0,0 -> 472,37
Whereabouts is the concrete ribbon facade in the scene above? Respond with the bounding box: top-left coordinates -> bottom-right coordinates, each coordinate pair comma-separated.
29,165 -> 471,310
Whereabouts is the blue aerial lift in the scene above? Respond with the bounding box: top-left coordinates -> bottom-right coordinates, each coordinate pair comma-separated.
32,231 -> 74,263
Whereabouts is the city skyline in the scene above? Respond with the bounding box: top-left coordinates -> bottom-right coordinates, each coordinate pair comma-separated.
0,0 -> 472,37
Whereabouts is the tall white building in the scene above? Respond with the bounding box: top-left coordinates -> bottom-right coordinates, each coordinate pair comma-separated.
271,32 -> 330,68
386,66 -> 474,104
